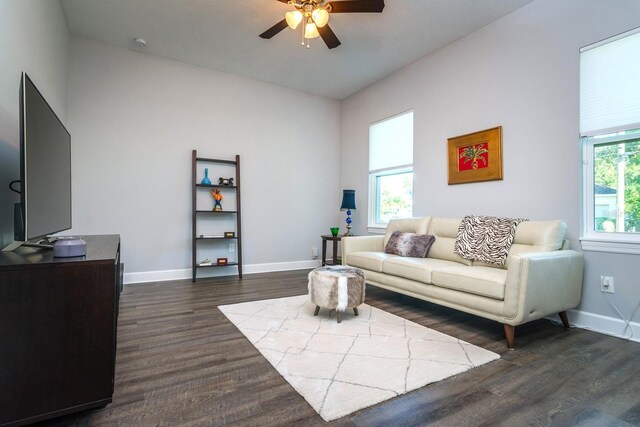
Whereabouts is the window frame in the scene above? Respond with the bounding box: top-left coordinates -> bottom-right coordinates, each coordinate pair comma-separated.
368,166 -> 413,232
581,131 -> 640,254
579,27 -> 640,254
367,110 -> 414,233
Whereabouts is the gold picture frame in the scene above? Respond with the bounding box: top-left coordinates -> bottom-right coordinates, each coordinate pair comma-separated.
447,126 -> 503,185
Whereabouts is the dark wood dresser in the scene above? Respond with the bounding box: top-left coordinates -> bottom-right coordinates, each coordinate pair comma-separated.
0,235 -> 121,426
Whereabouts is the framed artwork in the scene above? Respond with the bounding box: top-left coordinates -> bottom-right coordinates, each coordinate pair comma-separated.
447,126 -> 503,185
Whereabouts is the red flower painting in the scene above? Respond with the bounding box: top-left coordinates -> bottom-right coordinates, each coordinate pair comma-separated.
458,143 -> 489,171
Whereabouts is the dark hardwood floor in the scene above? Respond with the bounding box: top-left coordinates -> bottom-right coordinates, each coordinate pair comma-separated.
40,270 -> 640,427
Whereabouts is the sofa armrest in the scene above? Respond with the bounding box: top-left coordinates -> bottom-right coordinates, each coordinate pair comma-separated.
503,250 -> 584,325
342,236 -> 385,265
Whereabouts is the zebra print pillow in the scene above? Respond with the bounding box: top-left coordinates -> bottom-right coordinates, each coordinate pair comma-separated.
454,215 -> 527,265
384,232 -> 436,258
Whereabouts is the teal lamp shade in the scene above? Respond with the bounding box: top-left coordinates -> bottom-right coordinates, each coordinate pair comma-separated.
340,190 -> 356,210
340,190 -> 356,235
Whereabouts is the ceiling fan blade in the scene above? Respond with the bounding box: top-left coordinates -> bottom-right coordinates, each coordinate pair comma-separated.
327,0 -> 385,13
318,24 -> 341,49
259,19 -> 289,39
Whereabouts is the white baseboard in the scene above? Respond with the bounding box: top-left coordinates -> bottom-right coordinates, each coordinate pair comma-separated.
124,268 -> 191,284
560,309 -> 640,343
124,260 -> 321,284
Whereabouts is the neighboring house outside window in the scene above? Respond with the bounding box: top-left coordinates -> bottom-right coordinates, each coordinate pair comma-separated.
580,27 -> 640,254
368,111 -> 413,231
595,184 -> 618,232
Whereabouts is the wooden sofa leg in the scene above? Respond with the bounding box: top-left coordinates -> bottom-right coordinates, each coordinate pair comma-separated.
558,311 -> 570,329
504,324 -> 515,350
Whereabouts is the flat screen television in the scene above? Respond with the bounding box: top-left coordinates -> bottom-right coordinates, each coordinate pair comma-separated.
4,72 -> 71,250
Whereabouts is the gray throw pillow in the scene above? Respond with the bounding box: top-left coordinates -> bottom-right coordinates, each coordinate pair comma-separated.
384,231 -> 436,258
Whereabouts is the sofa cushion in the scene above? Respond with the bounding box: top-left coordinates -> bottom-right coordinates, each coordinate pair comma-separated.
431,266 -> 507,300
346,251 -> 396,272
382,257 -> 463,284
426,218 -> 472,266
513,220 -> 566,249
383,217 -> 431,247
474,244 -> 556,269
384,232 -> 435,258
473,220 -> 568,269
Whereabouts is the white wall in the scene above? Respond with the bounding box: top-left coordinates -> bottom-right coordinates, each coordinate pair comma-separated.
67,37 -> 341,279
0,0 -> 70,247
340,0 -> 640,328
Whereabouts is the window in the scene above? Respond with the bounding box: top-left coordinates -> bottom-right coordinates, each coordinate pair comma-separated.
369,111 -> 413,229
580,27 -> 640,253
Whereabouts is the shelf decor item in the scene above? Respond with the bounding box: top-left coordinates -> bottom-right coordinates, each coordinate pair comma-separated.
219,177 -> 234,186
224,231 -> 236,238
340,189 -> 356,236
330,227 -> 339,237
447,126 -> 503,185
217,257 -> 228,265
212,188 -> 223,211
201,168 -> 212,185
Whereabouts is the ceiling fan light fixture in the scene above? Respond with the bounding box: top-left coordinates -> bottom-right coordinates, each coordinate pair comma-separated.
285,10 -> 303,29
304,20 -> 320,39
261,0 -> 385,49
311,8 -> 329,28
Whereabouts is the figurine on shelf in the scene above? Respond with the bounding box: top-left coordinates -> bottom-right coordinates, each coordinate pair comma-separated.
212,188 -> 223,211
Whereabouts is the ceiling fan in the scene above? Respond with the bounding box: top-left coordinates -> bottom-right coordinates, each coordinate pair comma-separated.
259,0 -> 385,49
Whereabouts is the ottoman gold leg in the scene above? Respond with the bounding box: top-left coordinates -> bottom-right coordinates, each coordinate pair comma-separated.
314,306 -> 320,316
353,307 -> 359,316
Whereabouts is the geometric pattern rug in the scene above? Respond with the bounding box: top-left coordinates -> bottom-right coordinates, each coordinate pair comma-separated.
219,295 -> 500,422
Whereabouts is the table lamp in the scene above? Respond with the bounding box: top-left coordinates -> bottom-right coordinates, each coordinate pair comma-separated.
340,189 -> 356,236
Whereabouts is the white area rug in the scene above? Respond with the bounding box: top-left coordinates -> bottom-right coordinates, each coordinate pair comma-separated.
219,295 -> 500,422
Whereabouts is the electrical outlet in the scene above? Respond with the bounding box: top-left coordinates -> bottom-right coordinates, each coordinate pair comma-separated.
229,242 -> 235,253
311,247 -> 318,259
600,276 -> 615,293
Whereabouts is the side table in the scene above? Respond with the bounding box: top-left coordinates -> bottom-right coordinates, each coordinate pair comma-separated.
321,235 -> 352,266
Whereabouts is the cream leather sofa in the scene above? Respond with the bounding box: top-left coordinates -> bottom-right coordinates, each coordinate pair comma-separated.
342,217 -> 584,349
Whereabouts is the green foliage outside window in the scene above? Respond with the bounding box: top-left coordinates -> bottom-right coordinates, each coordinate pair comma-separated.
594,137 -> 640,232
376,172 -> 413,224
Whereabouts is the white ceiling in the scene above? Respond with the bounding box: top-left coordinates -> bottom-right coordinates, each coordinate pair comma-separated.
61,0 -> 534,100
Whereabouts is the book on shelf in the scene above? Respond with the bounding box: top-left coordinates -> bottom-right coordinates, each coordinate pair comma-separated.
200,234 -> 224,238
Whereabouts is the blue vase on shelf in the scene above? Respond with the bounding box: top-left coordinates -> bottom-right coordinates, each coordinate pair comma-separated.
201,168 -> 211,185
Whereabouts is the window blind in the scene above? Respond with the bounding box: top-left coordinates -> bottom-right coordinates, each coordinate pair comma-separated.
369,111 -> 413,171
580,27 -> 640,137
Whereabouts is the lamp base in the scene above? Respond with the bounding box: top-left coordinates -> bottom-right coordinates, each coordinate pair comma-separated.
344,209 -> 353,236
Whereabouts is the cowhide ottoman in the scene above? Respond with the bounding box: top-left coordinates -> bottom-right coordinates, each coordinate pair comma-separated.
308,265 -> 366,323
